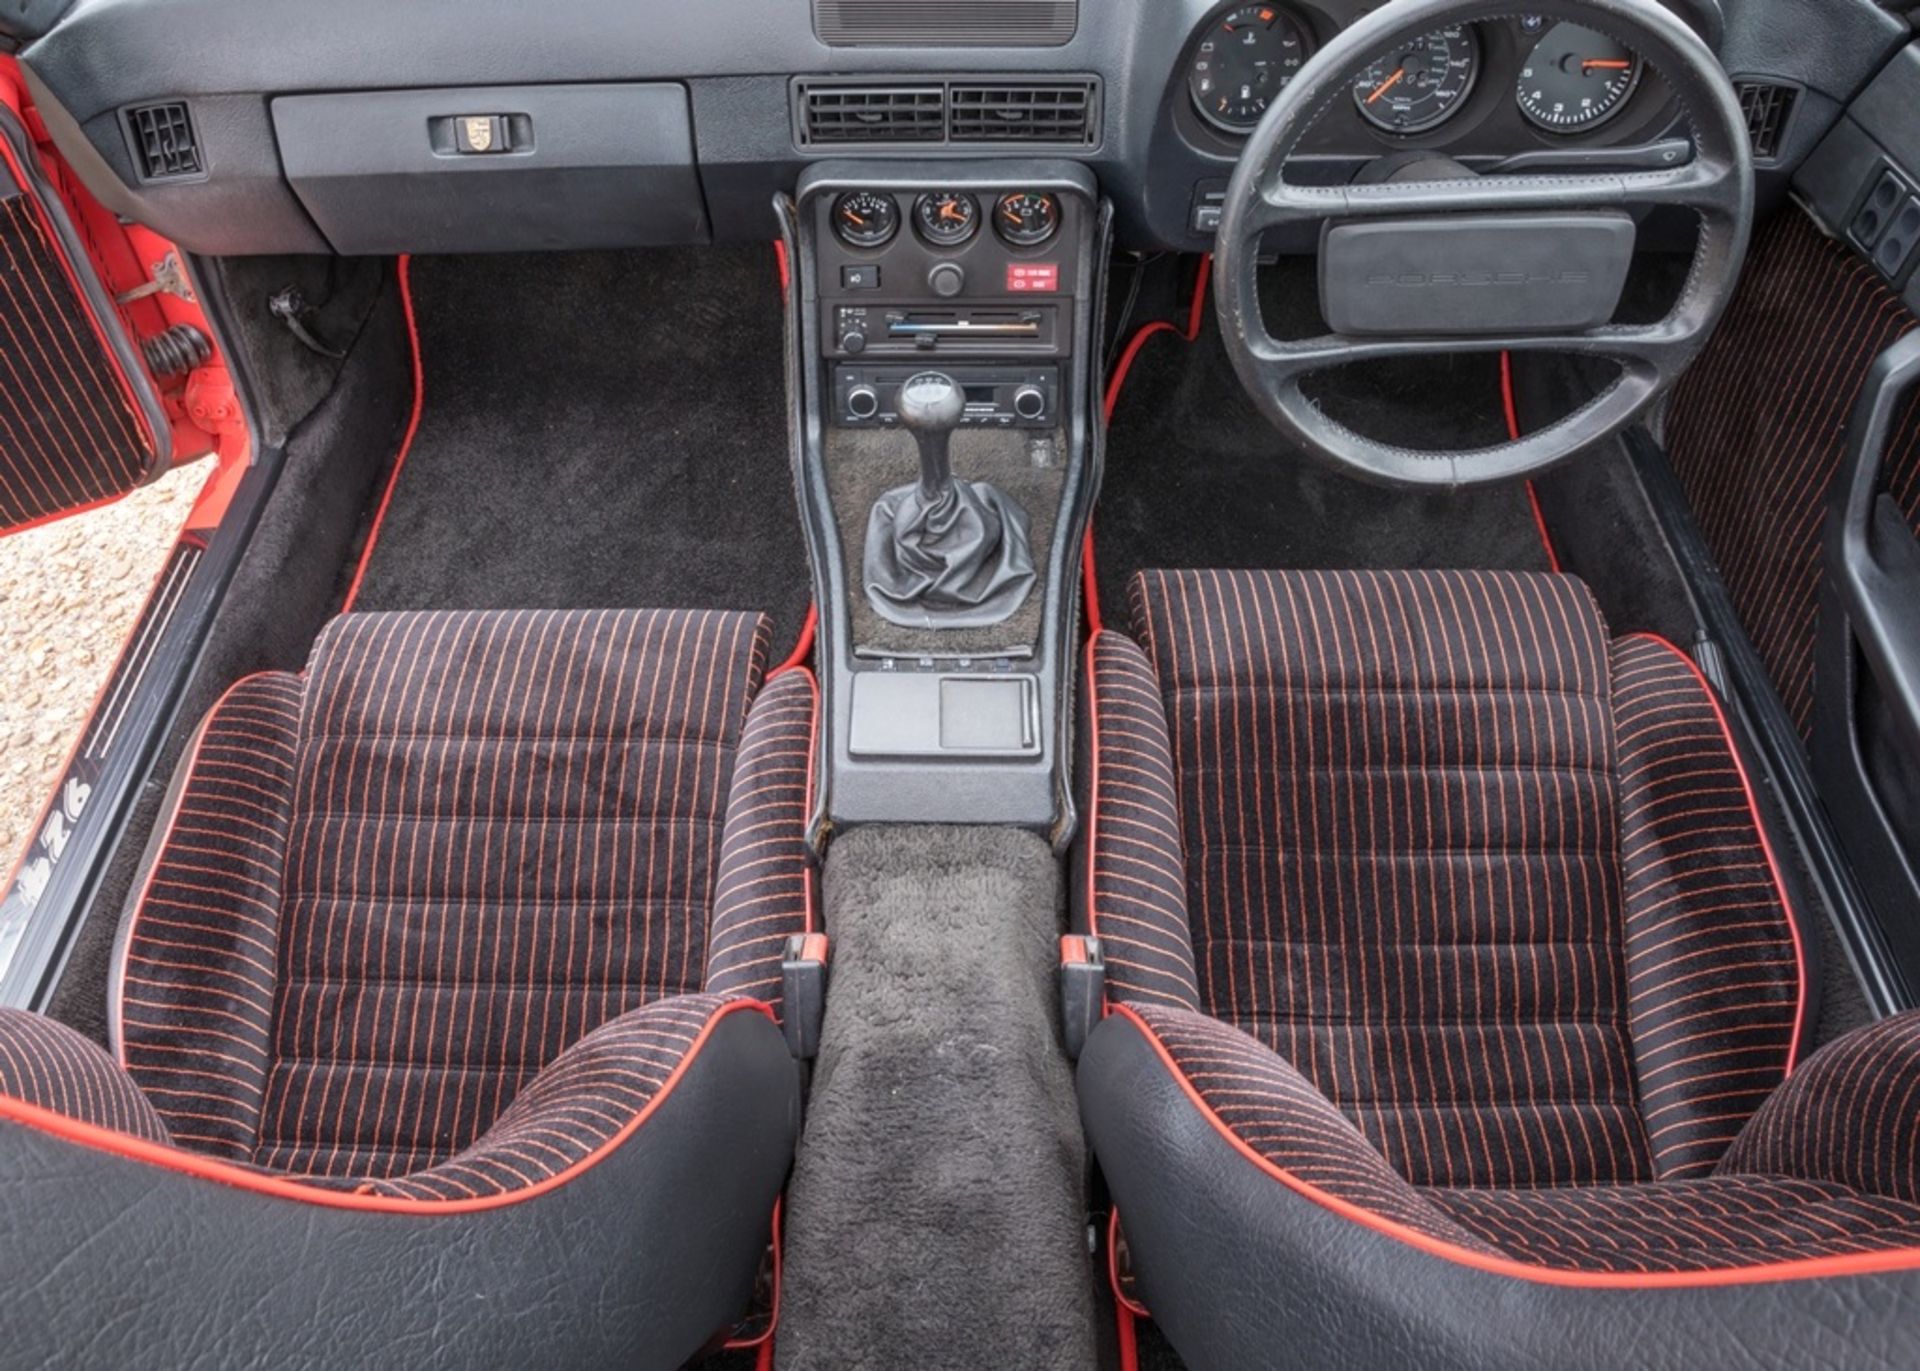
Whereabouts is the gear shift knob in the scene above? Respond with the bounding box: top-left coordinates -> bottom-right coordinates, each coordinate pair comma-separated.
895,372 -> 965,498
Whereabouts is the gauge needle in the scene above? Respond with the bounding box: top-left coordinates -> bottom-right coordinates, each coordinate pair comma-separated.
1582,59 -> 1632,71
941,203 -> 965,222
1366,68 -> 1406,104
845,210 -> 866,225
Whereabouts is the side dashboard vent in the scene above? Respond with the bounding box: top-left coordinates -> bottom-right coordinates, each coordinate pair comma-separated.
815,0 -> 1076,48
799,85 -> 946,145
1736,80 -> 1797,162
795,78 -> 1101,149
125,102 -> 202,181
949,81 -> 1096,144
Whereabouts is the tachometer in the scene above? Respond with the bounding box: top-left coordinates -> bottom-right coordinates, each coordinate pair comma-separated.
915,192 -> 980,248
1352,26 -> 1481,134
1188,4 -> 1313,134
832,190 -> 899,250
995,192 -> 1060,249
1516,21 -> 1642,132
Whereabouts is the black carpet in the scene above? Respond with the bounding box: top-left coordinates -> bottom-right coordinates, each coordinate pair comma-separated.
780,826 -> 1094,1370
347,248 -> 812,659
1094,270 -> 1553,625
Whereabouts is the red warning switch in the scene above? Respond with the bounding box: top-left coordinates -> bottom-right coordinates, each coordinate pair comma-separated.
1006,263 -> 1060,293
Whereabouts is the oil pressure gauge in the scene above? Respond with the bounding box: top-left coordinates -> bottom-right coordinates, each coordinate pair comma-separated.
832,190 -> 899,249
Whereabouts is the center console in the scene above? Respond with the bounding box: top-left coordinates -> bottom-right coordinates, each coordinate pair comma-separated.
781,160 -> 1105,840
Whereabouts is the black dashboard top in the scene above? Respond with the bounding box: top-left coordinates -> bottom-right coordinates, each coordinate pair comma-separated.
12,0 -> 1911,257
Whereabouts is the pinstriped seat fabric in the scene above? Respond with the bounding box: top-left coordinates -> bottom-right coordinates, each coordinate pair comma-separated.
0,607 -> 814,1203
1085,569 -> 1920,1277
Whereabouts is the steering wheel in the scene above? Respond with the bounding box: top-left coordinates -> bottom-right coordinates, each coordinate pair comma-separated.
1213,0 -> 1753,487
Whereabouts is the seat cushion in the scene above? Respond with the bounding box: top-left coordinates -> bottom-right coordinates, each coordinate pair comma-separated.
1088,570 -> 1803,1188
114,607 -> 806,1183
1118,1002 -> 1920,1278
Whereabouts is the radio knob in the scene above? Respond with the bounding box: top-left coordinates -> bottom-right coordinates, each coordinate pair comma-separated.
847,385 -> 881,421
928,263 -> 965,298
1012,385 -> 1046,421
841,329 -> 867,354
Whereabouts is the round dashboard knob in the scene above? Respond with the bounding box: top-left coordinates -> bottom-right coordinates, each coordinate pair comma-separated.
1012,386 -> 1046,421
927,263 -> 965,298
847,385 -> 881,420
841,329 -> 867,354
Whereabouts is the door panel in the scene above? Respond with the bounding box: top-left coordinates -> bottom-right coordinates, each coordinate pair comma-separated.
1662,206 -> 1920,741
0,86 -> 165,534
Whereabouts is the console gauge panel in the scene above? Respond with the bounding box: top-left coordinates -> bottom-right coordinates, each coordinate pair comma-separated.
833,190 -> 900,249
995,192 -> 1061,249
915,192 -> 980,248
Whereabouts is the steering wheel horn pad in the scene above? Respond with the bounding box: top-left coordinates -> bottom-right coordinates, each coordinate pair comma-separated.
1212,0 -> 1754,487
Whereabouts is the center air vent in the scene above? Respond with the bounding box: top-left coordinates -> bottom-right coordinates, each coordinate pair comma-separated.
801,85 -> 946,144
125,102 -> 202,181
795,77 -> 1100,149
949,82 -> 1094,143
1734,80 -> 1797,162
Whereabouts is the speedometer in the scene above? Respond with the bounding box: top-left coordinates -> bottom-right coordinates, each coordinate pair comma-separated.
1188,4 -> 1313,134
1352,25 -> 1481,134
1516,22 -> 1642,132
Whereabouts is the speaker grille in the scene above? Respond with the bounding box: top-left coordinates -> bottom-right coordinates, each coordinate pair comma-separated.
814,0 -> 1076,47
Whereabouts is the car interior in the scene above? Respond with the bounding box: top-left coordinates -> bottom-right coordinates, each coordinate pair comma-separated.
3,0 -> 1920,1365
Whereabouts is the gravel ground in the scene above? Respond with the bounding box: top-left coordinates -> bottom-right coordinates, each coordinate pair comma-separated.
0,464 -> 207,876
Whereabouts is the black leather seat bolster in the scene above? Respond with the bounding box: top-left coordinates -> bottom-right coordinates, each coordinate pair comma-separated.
0,1008 -> 797,1371
1078,1014 -> 1920,1371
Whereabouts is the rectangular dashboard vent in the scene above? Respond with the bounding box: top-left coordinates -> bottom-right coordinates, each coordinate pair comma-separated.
125,102 -> 202,181
949,81 -> 1095,144
795,78 -> 1100,149
1735,80 -> 1797,162
814,0 -> 1077,48
800,85 -> 946,144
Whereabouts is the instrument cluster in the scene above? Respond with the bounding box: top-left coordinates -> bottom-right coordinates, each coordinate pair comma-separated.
1185,3 -> 1653,143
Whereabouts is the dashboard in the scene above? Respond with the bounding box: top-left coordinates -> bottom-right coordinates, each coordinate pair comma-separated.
8,0 -> 1908,257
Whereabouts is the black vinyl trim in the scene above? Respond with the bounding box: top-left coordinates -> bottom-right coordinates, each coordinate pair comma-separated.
1628,424 -> 1911,1016
1080,1010 -> 1920,1371
0,1006 -> 797,1369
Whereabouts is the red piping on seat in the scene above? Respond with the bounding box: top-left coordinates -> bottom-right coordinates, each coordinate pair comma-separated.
1623,632 -> 1809,1070
1501,350 -> 1563,574
1114,1000 -> 1920,1289
773,605 -> 817,676
341,254 -> 424,612
0,997 -> 776,1214
1084,255 -> 1214,634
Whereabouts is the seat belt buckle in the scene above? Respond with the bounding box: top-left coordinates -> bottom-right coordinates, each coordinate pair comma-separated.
781,932 -> 830,1060
1059,935 -> 1105,1061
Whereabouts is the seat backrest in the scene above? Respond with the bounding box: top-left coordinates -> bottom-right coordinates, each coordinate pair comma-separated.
119,608 -> 771,1181
1101,569 -> 1802,1189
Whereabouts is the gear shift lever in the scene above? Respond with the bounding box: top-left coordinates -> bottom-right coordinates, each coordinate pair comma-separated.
862,372 -> 1036,629
899,371 -> 966,500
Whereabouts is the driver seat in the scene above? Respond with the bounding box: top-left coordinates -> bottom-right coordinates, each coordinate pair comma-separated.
1078,569 -> 1920,1368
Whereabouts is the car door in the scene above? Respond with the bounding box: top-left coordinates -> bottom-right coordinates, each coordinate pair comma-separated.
0,54 -> 175,536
